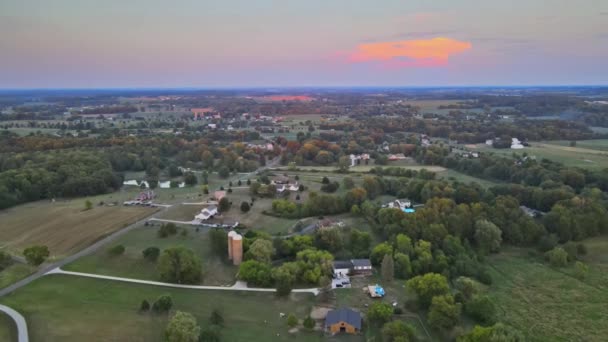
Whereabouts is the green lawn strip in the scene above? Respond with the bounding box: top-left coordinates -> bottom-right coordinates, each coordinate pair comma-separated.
0,275 -> 320,342
0,263 -> 37,289
0,311 -> 17,342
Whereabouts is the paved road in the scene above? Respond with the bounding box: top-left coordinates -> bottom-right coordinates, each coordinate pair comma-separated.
0,206 -> 169,298
0,304 -> 28,342
48,268 -> 319,295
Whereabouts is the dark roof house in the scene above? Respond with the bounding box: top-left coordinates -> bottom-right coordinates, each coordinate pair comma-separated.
325,308 -> 362,335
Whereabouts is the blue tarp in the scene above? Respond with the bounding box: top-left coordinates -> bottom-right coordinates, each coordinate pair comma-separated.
375,285 -> 385,297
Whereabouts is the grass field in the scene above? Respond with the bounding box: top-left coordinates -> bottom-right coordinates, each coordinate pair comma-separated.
486,241 -> 608,341
281,165 -> 446,173
474,142 -> 608,170
0,311 -> 16,342
0,200 -> 157,258
545,139 -> 608,152
438,169 -> 499,188
0,263 -> 36,289
0,275 -> 320,342
64,224 -> 237,286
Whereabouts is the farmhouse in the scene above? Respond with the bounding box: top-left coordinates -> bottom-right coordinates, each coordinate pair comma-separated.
325,308 -> 362,335
332,259 -> 372,276
195,205 -> 218,221
388,153 -> 406,161
271,175 -> 291,185
349,153 -> 370,166
386,199 -> 412,210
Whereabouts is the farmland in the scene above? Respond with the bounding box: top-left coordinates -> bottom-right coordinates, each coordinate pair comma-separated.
0,275 -> 320,342
0,200 -> 157,258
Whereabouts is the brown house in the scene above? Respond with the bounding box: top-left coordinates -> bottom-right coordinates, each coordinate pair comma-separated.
325,308 -> 361,335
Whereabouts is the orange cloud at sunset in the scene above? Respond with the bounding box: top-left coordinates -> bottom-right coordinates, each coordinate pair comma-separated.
347,37 -> 472,67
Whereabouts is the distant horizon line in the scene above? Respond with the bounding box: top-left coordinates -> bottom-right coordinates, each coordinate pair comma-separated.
1,84 -> 608,92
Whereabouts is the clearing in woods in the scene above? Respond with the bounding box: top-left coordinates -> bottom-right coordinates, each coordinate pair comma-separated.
0,200 -> 157,258
486,239 -> 608,341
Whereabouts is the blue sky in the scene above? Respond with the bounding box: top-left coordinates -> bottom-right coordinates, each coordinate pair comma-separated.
1,0 -> 607,88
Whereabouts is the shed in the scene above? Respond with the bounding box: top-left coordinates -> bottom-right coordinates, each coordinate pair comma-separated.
325,308 -> 362,335
351,259 -> 372,274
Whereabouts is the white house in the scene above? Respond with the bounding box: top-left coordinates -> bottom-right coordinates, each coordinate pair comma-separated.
485,139 -> 494,146
511,138 -> 524,149
195,205 -> 218,221
386,199 -> 412,210
349,154 -> 370,166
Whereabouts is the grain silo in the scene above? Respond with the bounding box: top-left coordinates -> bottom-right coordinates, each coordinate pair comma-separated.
231,233 -> 243,265
227,231 -> 237,260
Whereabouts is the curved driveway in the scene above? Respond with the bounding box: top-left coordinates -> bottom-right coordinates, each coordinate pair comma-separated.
0,304 -> 28,342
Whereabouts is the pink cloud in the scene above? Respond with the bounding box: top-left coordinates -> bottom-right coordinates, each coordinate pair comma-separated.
344,37 -> 472,68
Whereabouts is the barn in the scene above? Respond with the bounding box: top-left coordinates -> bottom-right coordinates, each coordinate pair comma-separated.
325,308 -> 361,335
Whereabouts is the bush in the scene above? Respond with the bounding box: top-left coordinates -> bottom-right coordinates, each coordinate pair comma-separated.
574,261 -> 588,280
287,313 -> 298,327
545,247 -> 568,267
152,294 -> 173,313
577,243 -> 587,255
158,223 -> 178,238
538,234 -> 558,252
210,309 -> 224,326
142,247 -> 160,261
165,311 -> 200,342
23,245 -> 50,266
199,325 -> 221,342
140,300 -> 150,312
320,181 -> 340,193
108,245 -> 125,256
240,201 -> 250,213
465,295 -> 497,325
367,302 -> 393,325
219,197 -> 231,212
303,316 -> 315,330
321,176 -> 330,184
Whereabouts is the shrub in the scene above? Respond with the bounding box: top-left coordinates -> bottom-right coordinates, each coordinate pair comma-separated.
165,311 -> 200,342
367,302 -> 393,325
152,294 -> 173,313
240,201 -> 250,213
465,295 -> 497,325
303,316 -> 315,330
287,313 -> 298,328
142,246 -> 161,261
574,261 -> 588,280
140,300 -> 150,312
158,223 -> 178,238
545,247 -> 568,267
210,309 -> 224,326
321,176 -> 330,184
108,244 -> 125,256
23,245 -> 50,266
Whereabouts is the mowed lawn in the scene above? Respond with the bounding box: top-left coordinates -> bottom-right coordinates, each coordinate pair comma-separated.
486,244 -> 608,341
65,224 -> 237,286
0,200 -> 157,258
545,139 -> 608,152
0,275 -> 321,342
0,311 -> 17,342
474,142 -> 608,170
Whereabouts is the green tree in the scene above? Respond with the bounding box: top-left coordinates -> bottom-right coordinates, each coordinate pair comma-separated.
342,177 -> 355,189
458,323 -> 524,342
238,260 -> 272,287
152,294 -> 173,313
394,253 -> 412,279
84,199 -> 93,211
142,246 -> 160,262
0,251 -> 11,271
474,220 -> 502,254
382,320 -> 417,342
338,156 -> 350,172
199,325 -> 221,342
240,201 -> 250,213
184,172 -> 198,186
371,242 -> 393,265
23,245 -> 50,266
218,166 -> 230,179
201,170 -> 209,185
367,302 -> 393,325
381,254 -> 395,282
158,247 -> 202,284
158,223 -> 178,238
218,197 -> 231,212
395,234 -> 414,256
428,294 -> 461,331
287,313 -> 298,328
545,247 -> 568,267
406,273 -> 450,308
273,262 -> 298,297
465,295 -> 496,325
165,311 -> 201,342
454,277 -> 478,302
245,239 -> 274,263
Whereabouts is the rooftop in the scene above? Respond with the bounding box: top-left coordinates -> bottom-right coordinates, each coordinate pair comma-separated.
325,308 -> 362,330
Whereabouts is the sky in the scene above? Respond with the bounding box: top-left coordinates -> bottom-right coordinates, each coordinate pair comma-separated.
1,0 -> 607,88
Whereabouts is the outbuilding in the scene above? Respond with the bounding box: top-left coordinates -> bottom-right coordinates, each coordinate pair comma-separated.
325,308 -> 362,335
